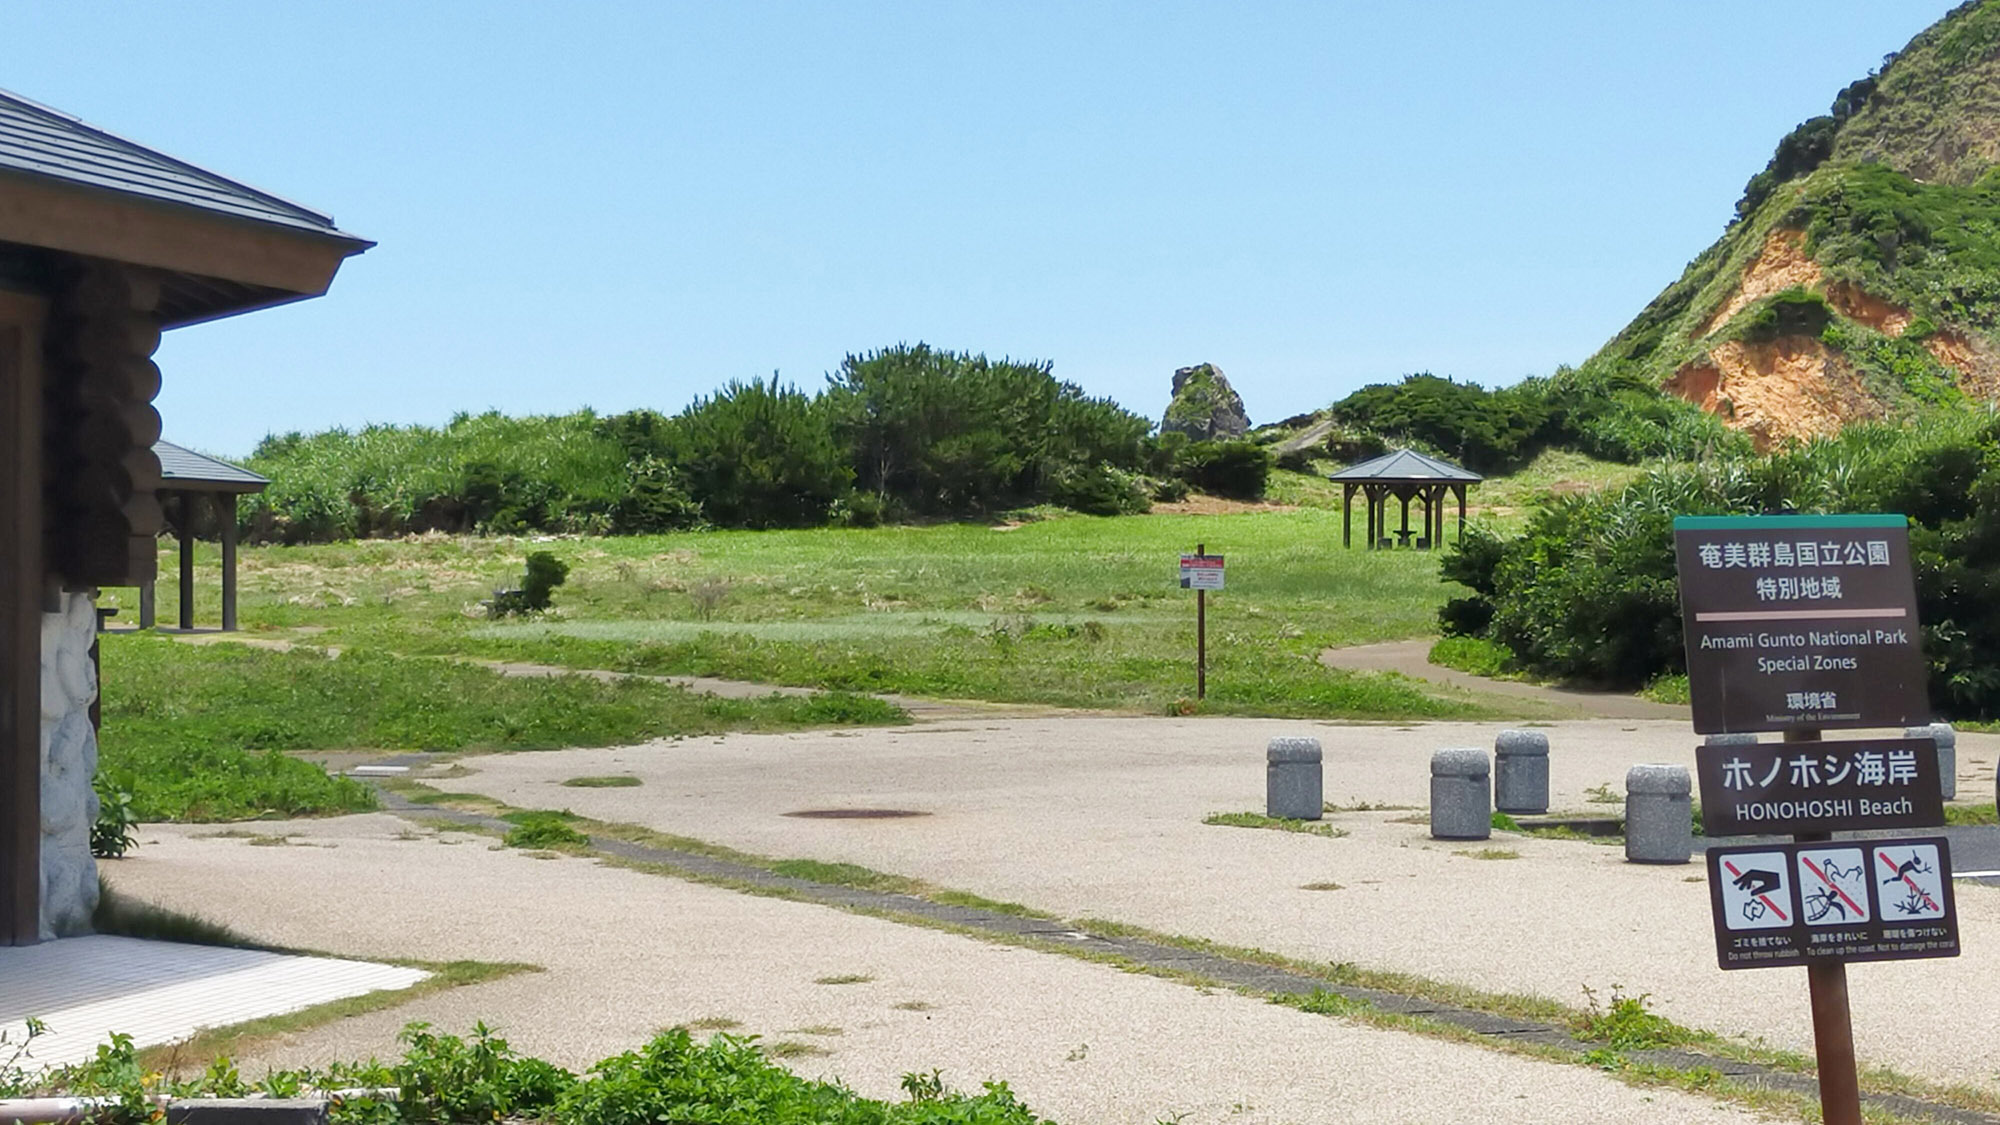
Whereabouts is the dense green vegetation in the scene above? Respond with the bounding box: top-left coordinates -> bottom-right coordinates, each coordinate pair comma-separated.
98,635 -> 902,821
5,1023 -> 1056,1125
243,344 -> 1277,542
1311,367 -> 1744,472
1438,410 -> 2000,716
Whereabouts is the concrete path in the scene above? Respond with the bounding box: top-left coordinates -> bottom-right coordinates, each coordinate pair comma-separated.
0,935 -> 426,1068
417,716 -> 2000,1097
1320,640 -> 1691,720
109,814 -> 1765,1125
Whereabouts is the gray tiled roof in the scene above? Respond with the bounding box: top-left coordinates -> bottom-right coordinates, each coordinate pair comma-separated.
0,88 -> 356,239
154,441 -> 268,492
1326,448 -> 1483,483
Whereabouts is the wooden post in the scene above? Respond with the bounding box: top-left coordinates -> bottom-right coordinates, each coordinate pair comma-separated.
1341,484 -> 1353,548
1456,483 -> 1467,542
139,581 -> 155,629
0,302 -> 45,945
1785,727 -> 1862,1125
1365,487 -> 1377,549
221,492 -> 239,632
178,491 -> 195,630
1196,542 -> 1206,701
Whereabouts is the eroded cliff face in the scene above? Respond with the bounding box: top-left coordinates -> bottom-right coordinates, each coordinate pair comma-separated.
1665,338 -> 1884,450
1666,228 -> 1997,448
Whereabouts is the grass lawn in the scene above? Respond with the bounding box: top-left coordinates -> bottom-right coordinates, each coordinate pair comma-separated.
105,508 -> 1485,721
98,634 -> 902,822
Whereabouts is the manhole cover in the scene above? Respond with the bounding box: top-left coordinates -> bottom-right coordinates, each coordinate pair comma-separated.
782,808 -> 930,820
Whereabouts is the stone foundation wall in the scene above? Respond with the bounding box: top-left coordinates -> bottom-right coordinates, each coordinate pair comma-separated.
38,592 -> 98,939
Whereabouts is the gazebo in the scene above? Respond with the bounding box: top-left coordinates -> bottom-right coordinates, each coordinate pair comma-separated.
0,88 -> 368,942
1328,449 -> 1483,549
141,441 -> 269,632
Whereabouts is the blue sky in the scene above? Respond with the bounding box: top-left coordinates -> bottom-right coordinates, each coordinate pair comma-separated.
0,2 -> 1950,455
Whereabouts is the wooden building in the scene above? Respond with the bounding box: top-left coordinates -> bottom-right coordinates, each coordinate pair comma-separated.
0,90 -> 368,943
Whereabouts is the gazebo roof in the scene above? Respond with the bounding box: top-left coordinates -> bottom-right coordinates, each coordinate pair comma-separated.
1326,448 -> 1483,484
153,440 -> 267,494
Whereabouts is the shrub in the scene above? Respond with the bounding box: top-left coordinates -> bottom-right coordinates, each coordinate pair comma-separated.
825,343 -> 1151,517
1175,440 -> 1271,500
667,376 -> 852,529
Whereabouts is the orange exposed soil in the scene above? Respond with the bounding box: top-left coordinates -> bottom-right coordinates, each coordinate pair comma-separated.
1825,280 -> 1913,336
1698,230 -> 1822,336
1664,337 -> 1886,449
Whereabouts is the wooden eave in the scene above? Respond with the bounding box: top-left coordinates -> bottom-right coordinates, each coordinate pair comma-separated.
0,168 -> 371,326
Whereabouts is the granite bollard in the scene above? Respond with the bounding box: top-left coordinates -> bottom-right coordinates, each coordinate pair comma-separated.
1625,764 -> 1692,864
1430,748 -> 1490,840
1266,737 -> 1323,821
1905,723 -> 1956,800
1493,730 -> 1549,815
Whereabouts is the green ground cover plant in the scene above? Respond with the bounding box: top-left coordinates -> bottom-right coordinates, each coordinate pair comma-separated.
97,634 -> 902,821
4,1023 -> 1056,1125
112,509 -> 1485,720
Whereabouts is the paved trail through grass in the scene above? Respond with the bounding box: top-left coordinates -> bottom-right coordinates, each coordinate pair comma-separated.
1318,639 -> 1689,721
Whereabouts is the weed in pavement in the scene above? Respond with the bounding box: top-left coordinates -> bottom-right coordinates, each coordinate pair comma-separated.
560,775 -> 642,788
814,974 -> 874,985
502,814 -> 589,850
1203,812 -> 1349,838
1453,848 -> 1521,861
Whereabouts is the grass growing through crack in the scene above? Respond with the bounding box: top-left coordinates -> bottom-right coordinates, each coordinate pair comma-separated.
1453,848 -> 1521,861
1203,812 -> 1349,838
814,974 -> 874,986
562,775 -> 643,788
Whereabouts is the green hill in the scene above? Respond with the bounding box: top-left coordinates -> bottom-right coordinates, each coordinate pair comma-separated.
1588,0 -> 2000,449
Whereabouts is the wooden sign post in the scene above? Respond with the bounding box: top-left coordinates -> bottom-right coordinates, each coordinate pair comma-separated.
1179,545 -> 1224,700
1676,514 -> 1951,1125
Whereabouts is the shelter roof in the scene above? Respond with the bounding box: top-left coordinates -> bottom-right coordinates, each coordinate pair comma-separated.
1326,448 -> 1483,484
0,90 -> 355,239
0,89 -> 370,326
153,441 -> 268,494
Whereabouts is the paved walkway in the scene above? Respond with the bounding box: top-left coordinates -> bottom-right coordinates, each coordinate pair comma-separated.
1319,639 -> 1691,720
110,814 -> 1765,1125
415,716 -> 2000,1098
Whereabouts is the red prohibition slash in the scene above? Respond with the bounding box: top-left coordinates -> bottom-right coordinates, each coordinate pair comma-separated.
1801,855 -> 1866,918
1876,849 -> 1941,912
1723,859 -> 1790,922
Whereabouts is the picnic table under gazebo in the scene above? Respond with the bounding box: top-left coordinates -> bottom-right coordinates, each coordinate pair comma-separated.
1328,448 -> 1482,549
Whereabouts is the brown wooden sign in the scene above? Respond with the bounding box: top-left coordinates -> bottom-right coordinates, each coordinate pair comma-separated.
1673,515 -> 1929,735
1695,737 -> 1944,837
1706,837 -> 1959,970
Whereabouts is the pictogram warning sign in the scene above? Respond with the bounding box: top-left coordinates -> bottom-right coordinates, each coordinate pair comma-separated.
1874,842 -> 1946,921
1706,837 -> 1959,969
1717,851 -> 1792,931
1796,847 -> 1870,926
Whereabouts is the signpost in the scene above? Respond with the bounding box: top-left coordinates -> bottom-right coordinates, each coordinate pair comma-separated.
1673,513 -> 1955,1125
1179,546 -> 1223,700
